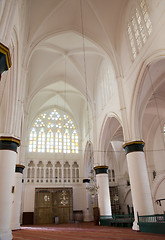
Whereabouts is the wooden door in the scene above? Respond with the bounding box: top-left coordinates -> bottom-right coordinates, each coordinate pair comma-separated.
53,189 -> 73,223
34,188 -> 73,224
35,190 -> 52,224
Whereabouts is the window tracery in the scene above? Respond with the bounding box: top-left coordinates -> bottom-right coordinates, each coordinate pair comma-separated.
127,0 -> 152,60
29,109 -> 79,153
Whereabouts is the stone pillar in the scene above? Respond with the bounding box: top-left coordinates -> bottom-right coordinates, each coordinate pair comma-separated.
11,164 -> 25,230
82,179 -> 91,221
123,141 -> 154,231
94,166 -> 112,225
0,136 -> 20,240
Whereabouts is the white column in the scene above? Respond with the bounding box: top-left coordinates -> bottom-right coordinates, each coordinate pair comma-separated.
11,165 -> 25,230
0,137 -> 20,240
123,141 -> 154,231
94,166 -> 112,225
82,179 -> 92,221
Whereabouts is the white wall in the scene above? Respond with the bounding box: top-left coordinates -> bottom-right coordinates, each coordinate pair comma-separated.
22,184 -> 84,213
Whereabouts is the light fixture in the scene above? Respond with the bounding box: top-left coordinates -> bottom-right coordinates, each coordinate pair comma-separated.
80,0 -> 98,199
86,169 -> 99,197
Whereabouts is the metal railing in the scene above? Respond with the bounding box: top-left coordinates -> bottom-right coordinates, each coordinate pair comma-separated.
138,214 -> 165,223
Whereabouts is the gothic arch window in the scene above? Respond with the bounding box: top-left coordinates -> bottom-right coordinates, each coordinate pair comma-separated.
72,162 -> 79,183
46,161 -> 53,180
64,161 -> 71,182
37,161 -> 44,182
28,108 -> 79,153
27,161 -> 35,180
127,0 -> 152,60
26,160 -> 80,184
55,161 -> 62,183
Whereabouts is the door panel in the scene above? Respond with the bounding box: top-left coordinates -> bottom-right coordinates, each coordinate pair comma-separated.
34,188 -> 73,224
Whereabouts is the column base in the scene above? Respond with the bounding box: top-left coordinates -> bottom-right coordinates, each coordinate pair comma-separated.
132,221 -> 140,231
0,230 -> 12,240
99,215 -> 112,226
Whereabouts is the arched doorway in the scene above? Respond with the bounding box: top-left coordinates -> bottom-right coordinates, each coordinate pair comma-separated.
99,116 -> 133,215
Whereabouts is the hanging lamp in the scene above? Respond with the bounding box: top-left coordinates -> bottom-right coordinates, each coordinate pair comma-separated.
80,0 -> 98,198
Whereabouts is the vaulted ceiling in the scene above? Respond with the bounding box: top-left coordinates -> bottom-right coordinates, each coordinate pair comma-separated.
24,0 -> 128,128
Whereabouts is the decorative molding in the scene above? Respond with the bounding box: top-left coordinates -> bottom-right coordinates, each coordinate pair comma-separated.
123,141 -> 145,154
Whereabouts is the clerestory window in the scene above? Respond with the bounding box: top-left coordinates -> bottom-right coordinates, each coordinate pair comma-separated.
29,108 -> 79,153
127,0 -> 152,60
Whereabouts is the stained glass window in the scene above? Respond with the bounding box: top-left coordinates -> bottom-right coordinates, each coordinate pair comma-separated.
38,128 -> 45,152
29,128 -> 37,152
28,109 -> 79,153
46,130 -> 54,152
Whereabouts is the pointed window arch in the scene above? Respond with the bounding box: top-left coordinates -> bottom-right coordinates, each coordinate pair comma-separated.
29,109 -> 79,153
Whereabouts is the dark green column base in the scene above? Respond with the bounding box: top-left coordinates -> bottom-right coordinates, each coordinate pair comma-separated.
100,215 -> 133,228
99,215 -> 112,226
138,222 -> 165,234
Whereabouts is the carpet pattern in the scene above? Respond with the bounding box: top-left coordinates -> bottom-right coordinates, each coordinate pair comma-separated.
13,222 -> 165,240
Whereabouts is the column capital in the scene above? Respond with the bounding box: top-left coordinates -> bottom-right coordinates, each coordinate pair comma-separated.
0,42 -> 12,80
0,136 -> 21,152
15,164 -> 25,174
123,140 -> 145,154
94,165 -> 108,175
